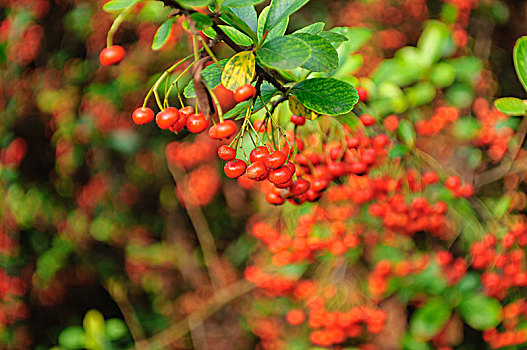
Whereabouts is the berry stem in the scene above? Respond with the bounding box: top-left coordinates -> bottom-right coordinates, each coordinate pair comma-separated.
208,87 -> 223,123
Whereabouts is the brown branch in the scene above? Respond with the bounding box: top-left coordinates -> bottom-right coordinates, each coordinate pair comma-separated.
134,280 -> 254,350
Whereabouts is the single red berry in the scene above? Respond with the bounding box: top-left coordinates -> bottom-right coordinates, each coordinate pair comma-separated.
233,84 -> 256,103
99,45 -> 125,66
275,178 -> 293,188
359,114 -> 376,126
217,145 -> 236,161
289,178 -> 310,196
350,161 -> 367,175
423,171 -> 439,184
224,159 -> 247,178
209,120 -> 237,139
250,146 -> 270,163
246,161 -> 268,181
156,107 -> 179,129
311,178 -> 329,192
186,113 -> 209,133
445,175 -> 461,190
268,166 -> 293,185
266,191 -> 285,205
284,162 -> 296,176
265,150 -> 286,169
291,115 -> 306,126
286,309 -> 306,325
356,86 -> 369,102
132,107 -> 154,125
179,106 -> 195,119
306,189 -> 322,202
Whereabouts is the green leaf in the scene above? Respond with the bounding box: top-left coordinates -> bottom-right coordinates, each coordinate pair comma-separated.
446,56 -> 482,82
105,318 -> 128,341
292,33 -> 338,72
58,327 -> 86,349
292,22 -> 325,35
398,119 -> 415,148
103,0 -> 141,12
452,117 -> 479,141
331,27 -> 371,53
513,36 -> 527,94
390,144 -> 410,158
222,7 -> 258,43
203,26 -> 253,46
406,82 -> 436,107
430,62 -> 456,88
182,12 -> 213,31
184,59 -> 228,98
177,0 -> 212,7
417,20 -> 451,66
493,195 -> 511,218
256,36 -> 311,70
222,0 -> 264,7
457,294 -> 503,330
494,97 -> 527,116
290,78 -> 358,116
318,31 -> 348,48
410,298 -> 451,341
263,0 -> 310,34
257,6 -> 289,43
152,18 -> 175,51
403,334 -> 432,350
83,309 -> 105,338
446,82 -> 475,108
221,51 -> 256,91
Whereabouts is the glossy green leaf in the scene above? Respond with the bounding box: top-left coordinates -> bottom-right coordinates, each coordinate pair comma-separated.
152,18 -> 175,51
410,298 -> 451,341
184,59 -> 228,98
203,25 -> 253,46
222,7 -> 258,43
103,0 -> 141,12
58,327 -> 86,349
292,33 -> 338,72
177,0 -> 212,7
318,31 -> 348,49
222,0 -> 264,7
182,12 -> 212,31
256,36 -> 311,70
514,36 -> 527,94
221,51 -> 255,91
292,22 -> 325,35
494,97 -> 527,116
228,5 -> 258,33
457,294 -> 503,330
290,78 -> 358,116
263,0 -> 309,34
398,119 -> 415,148
257,6 -> 289,43
331,27 -> 371,53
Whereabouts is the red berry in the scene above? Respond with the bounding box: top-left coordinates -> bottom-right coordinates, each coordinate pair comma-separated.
218,145 -> 236,161
224,159 -> 247,178
265,150 -> 286,169
291,115 -> 306,126
284,162 -> 296,176
186,113 -> 209,133
312,178 -> 329,192
156,107 -> 179,129
268,166 -> 293,185
445,175 -> 461,190
423,171 -> 439,184
132,107 -> 154,125
179,106 -> 195,119
233,84 -> 256,103
289,178 -> 310,196
356,86 -> 369,102
246,161 -> 268,181
286,309 -> 306,325
266,191 -> 285,205
99,45 -> 125,66
275,179 -> 293,188
360,114 -> 376,126
250,146 -> 270,163
209,120 -> 237,139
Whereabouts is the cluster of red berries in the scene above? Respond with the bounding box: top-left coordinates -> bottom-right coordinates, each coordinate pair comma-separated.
416,106 -> 460,136
243,265 -> 297,297
483,300 -> 527,348
473,97 -> 513,162
470,224 -> 527,299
